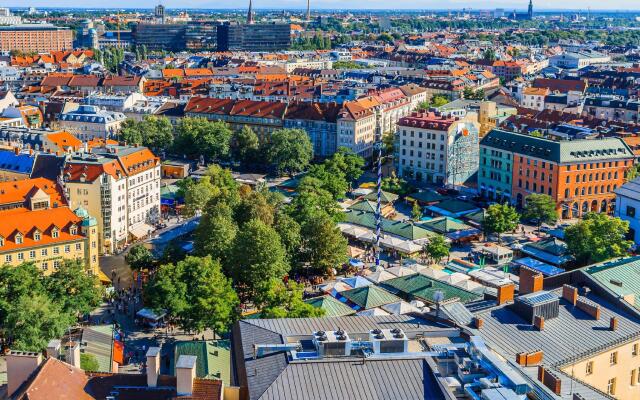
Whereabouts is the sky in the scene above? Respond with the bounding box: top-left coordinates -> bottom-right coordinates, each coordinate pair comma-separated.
4,0 -> 640,10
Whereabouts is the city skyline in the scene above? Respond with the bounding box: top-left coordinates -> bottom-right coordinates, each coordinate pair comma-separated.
4,1 -> 640,11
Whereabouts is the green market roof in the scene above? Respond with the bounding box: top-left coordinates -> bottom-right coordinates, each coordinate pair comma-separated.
429,199 -> 479,215
406,190 -> 446,204
464,209 -> 486,225
382,274 -> 482,305
160,184 -> 181,199
420,216 -> 473,235
364,190 -> 399,204
344,210 -> 435,241
305,295 -> 356,317
174,340 -> 231,384
340,285 -> 401,309
348,200 -> 378,213
583,256 -> 640,309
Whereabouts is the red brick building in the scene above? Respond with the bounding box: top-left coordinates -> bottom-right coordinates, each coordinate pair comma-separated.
0,25 -> 72,53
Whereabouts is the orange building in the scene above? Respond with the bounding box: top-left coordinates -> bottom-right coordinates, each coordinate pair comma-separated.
481,130 -> 635,219
0,25 -> 72,53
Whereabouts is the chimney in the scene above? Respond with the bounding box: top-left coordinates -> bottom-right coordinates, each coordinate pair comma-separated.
517,350 -> 544,366
534,315 -> 545,331
7,351 -> 43,397
46,339 -> 61,359
497,283 -> 515,305
146,347 -> 161,387
65,342 -> 81,369
610,317 -> 618,331
473,317 -> 483,329
176,355 -> 197,396
576,298 -> 601,320
520,266 -> 543,295
538,365 -> 562,395
562,284 -> 578,306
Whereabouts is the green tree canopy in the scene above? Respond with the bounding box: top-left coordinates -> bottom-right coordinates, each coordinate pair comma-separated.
300,214 -> 348,276
564,213 -> 632,266
483,203 -> 520,242
522,194 -> 558,232
194,203 -> 238,267
257,279 -> 325,318
174,117 -> 232,160
46,259 -> 103,316
125,244 -> 154,271
424,235 -> 450,264
229,219 -> 290,300
231,125 -> 260,167
80,353 -> 100,371
265,128 -> 313,176
120,116 -> 174,152
145,256 -> 239,336
182,165 -> 239,217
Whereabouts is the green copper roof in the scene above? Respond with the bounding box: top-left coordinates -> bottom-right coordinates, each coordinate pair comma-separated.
348,200 -> 378,213
305,295 -> 356,317
420,217 -> 473,234
174,340 -> 231,384
406,191 -> 446,204
481,129 -> 634,163
382,274 -> 482,305
464,209 -> 486,225
340,285 -> 401,309
583,256 -> 640,308
364,190 -> 399,204
344,210 -> 435,240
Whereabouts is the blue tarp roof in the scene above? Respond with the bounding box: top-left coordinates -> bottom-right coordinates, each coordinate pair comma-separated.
513,257 -> 565,276
0,150 -> 35,174
341,276 -> 373,289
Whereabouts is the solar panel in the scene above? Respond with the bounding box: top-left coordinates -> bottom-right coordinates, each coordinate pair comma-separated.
517,290 -> 558,306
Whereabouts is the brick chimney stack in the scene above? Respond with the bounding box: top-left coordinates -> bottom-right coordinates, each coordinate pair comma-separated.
534,315 -> 545,331
610,317 -> 618,331
520,266 -> 543,295
497,283 -> 515,305
562,284 -> 578,306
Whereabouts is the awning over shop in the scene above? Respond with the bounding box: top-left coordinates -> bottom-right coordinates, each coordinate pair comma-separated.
97,269 -> 112,284
136,308 -> 166,321
130,223 -> 155,239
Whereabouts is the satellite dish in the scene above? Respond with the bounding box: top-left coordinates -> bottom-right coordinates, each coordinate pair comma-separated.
433,290 -> 445,303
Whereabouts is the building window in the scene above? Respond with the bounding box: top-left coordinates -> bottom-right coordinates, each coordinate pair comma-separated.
76,243 -> 82,251
610,351 -> 618,365
64,245 -> 70,253
627,206 -> 636,218
634,343 -> 639,356
586,361 -> 593,375
41,249 -> 48,256
17,252 -> 23,261
53,247 -> 59,255
52,229 -> 58,239
34,231 -> 40,241
29,250 -> 35,259
607,378 -> 616,395
5,254 -> 12,263
42,262 -> 48,271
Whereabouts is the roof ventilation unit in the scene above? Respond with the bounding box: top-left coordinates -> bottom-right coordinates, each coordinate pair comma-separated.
313,329 -> 351,357
512,291 -> 560,324
369,328 -> 409,354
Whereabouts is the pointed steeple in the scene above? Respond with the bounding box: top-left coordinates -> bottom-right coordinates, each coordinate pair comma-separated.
306,0 -> 310,21
528,0 -> 533,20
247,0 -> 254,24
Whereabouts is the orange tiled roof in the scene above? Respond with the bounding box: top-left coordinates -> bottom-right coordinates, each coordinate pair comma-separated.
0,206 -> 84,252
0,178 -> 66,207
46,131 -> 82,151
117,147 -> 159,175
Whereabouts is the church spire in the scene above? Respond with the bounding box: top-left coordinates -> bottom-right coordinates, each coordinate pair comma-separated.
247,0 -> 254,24
528,0 -> 533,20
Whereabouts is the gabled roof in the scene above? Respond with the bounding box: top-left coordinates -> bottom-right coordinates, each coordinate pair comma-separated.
304,295 -> 356,317
340,285 -> 401,309
0,177 -> 66,207
382,274 -> 482,305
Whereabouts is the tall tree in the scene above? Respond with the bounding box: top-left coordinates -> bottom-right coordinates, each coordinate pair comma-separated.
411,201 -> 422,221
229,219 -> 290,300
145,256 -> 239,337
300,214 -> 348,276
234,190 -> 276,226
483,203 -> 520,242
257,279 -> 325,318
565,213 -> 632,265
273,212 -> 302,264
231,125 -> 260,167
265,128 -> 313,176
522,193 -> 558,233
424,235 -> 450,264
46,260 -> 103,317
125,244 -> 155,271
194,203 -> 238,266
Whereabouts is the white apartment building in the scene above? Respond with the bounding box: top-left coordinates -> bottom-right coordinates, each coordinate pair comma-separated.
337,101 -> 377,159
395,111 -> 479,186
63,144 -> 160,254
521,87 -> 549,111
56,105 -> 126,141
615,177 -> 640,246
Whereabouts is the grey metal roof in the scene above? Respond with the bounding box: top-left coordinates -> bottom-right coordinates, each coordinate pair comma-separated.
520,365 -> 614,400
472,288 -> 640,366
258,359 -> 444,400
236,315 -> 453,400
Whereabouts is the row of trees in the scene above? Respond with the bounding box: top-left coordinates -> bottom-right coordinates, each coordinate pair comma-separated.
145,150 -> 364,335
0,260 -> 103,350
119,117 -> 314,176
483,193 -> 632,266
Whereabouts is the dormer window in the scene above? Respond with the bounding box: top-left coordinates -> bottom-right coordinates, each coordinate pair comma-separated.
15,233 -> 22,244
0,236 -> 3,247
33,230 -> 41,241
51,227 -> 59,239
70,225 -> 77,235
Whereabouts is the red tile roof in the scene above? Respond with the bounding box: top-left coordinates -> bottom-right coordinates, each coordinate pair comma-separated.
0,177 -> 66,207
